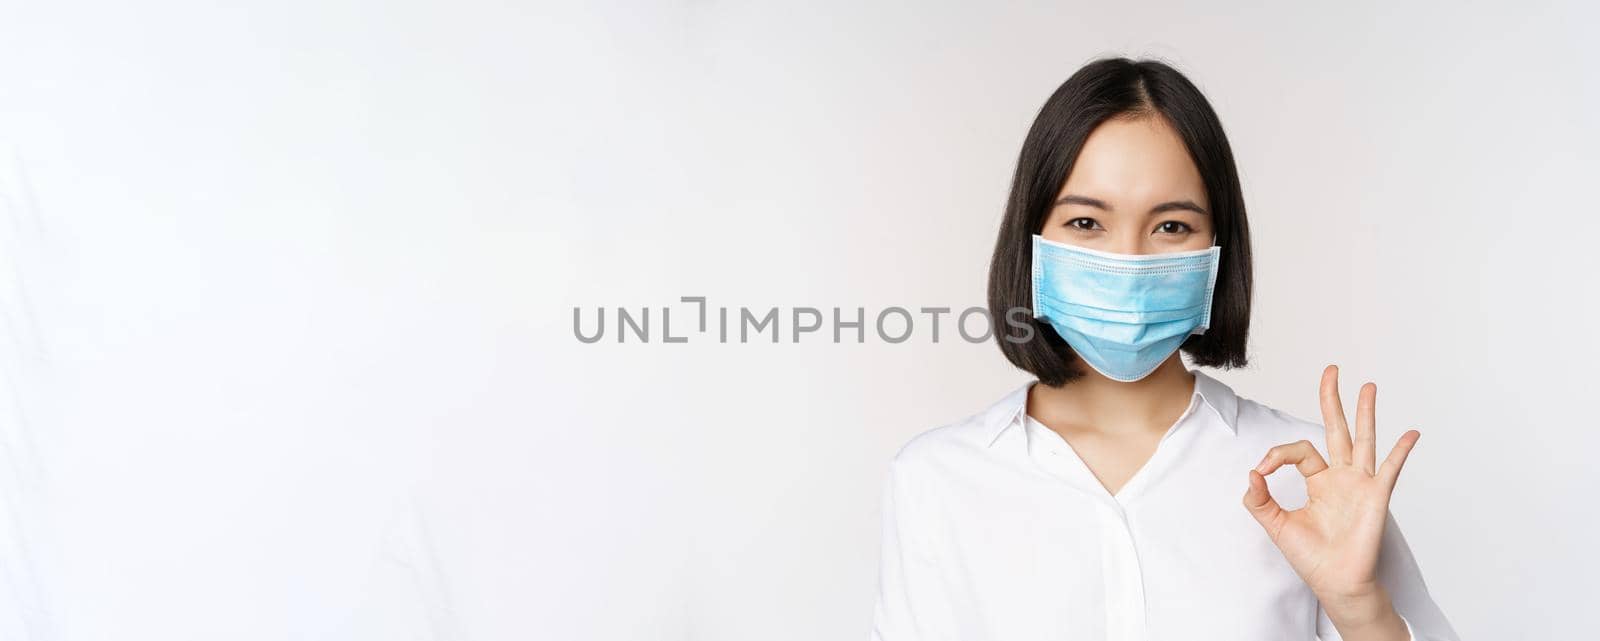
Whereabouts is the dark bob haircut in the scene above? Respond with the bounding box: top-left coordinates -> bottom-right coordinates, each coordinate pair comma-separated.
987,57 -> 1253,386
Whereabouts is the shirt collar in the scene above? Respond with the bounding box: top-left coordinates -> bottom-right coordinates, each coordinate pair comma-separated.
978,369 -> 1240,448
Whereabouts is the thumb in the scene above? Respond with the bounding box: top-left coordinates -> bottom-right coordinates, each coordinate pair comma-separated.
1242,469 -> 1284,534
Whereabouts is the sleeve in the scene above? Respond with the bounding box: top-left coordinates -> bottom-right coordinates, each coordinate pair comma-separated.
869,456 -> 958,641
1315,511 -> 1460,640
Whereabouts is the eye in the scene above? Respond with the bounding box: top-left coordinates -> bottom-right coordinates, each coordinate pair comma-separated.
1154,221 -> 1193,235
1066,217 -> 1103,231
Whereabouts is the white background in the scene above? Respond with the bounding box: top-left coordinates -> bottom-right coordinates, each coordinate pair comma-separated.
2,1 -> 1597,639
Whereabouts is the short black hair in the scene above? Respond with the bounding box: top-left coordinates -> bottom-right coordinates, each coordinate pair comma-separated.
987,57 -> 1253,386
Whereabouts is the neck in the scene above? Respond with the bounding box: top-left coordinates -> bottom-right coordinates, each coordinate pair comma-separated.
1028,354 -> 1197,436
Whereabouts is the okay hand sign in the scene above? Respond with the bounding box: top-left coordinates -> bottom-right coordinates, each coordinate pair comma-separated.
1242,365 -> 1421,604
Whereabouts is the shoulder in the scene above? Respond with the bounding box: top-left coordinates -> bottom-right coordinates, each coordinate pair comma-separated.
887,411 -> 982,473
1233,393 -> 1334,456
886,382 -> 1030,474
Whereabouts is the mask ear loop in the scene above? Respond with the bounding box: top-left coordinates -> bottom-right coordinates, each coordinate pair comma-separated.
1196,237 -> 1223,333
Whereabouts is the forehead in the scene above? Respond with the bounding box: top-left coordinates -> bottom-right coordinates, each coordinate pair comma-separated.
1060,115 -> 1206,204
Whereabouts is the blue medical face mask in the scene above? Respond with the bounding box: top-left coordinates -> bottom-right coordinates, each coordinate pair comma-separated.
1030,234 -> 1222,382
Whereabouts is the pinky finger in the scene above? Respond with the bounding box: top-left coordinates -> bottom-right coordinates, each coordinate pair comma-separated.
1377,429 -> 1422,491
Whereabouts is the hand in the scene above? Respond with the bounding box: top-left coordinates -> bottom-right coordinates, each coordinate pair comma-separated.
1241,365 -> 1420,619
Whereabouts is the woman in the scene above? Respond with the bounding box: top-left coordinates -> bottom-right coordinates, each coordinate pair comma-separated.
870,58 -> 1458,641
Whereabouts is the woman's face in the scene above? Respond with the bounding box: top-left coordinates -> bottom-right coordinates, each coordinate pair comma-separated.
1040,115 -> 1214,255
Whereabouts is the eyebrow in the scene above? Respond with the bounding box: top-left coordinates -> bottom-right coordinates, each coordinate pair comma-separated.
1055,194 -> 1209,216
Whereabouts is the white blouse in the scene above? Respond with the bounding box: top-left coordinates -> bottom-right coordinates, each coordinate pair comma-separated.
870,370 -> 1458,641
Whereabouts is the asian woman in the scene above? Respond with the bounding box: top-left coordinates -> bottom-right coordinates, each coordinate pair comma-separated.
869,58 -> 1458,641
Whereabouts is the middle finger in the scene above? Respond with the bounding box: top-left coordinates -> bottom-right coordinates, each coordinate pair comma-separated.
1319,364 -> 1353,465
